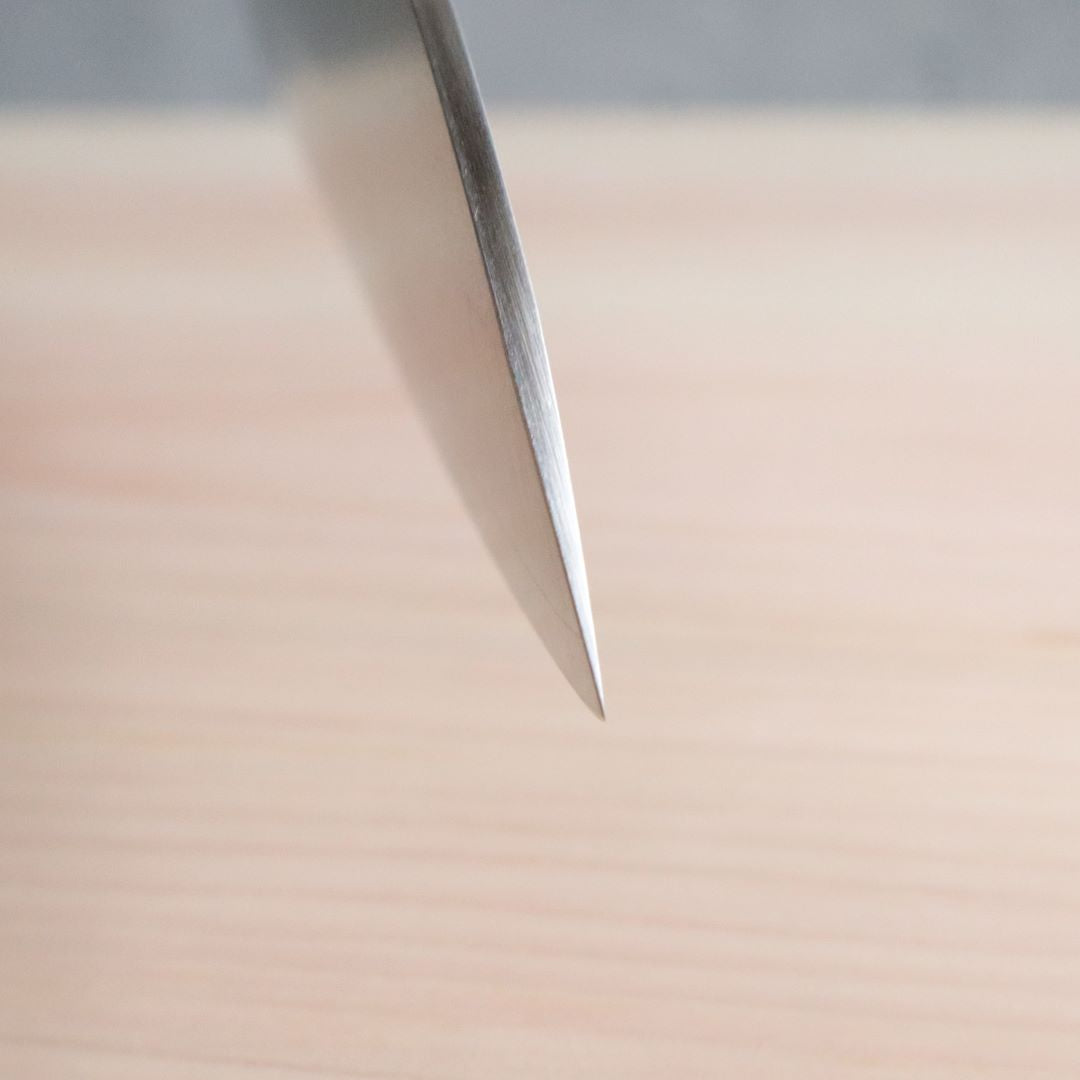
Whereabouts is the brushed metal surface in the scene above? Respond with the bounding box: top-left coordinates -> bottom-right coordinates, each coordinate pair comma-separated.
253,0 -> 603,716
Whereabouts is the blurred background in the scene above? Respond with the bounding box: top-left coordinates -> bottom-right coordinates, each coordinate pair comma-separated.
3,0 -> 1080,107
6,5 -> 1080,1078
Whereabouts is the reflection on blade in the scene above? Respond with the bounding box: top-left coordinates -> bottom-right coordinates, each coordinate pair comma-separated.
253,1 -> 603,716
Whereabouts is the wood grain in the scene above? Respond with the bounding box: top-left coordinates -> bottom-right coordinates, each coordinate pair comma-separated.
2,112 -> 1080,1078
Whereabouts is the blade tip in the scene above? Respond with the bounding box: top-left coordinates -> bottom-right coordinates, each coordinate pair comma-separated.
580,640 -> 606,721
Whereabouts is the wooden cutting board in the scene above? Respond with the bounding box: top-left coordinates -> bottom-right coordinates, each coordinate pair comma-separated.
3,112 -> 1080,1078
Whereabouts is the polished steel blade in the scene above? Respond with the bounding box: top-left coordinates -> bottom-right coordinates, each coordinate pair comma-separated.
253,1 -> 603,716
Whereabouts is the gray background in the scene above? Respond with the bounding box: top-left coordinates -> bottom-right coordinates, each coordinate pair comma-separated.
3,0 -> 1080,106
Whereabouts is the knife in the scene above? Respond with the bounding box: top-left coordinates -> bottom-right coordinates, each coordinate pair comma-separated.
251,0 -> 604,716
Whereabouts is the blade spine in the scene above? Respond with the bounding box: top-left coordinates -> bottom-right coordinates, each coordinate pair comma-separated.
408,0 -> 604,714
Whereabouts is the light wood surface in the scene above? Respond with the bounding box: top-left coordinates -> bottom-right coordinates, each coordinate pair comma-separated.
3,112 -> 1080,1078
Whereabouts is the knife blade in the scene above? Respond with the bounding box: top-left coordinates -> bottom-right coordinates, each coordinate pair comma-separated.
252,0 -> 604,716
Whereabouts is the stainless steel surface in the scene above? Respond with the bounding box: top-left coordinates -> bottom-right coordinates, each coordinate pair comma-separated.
252,0 -> 603,716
